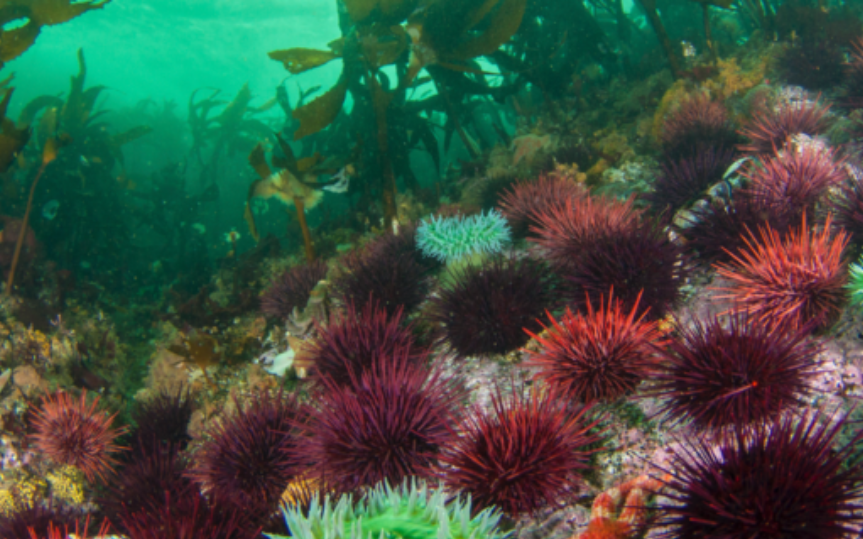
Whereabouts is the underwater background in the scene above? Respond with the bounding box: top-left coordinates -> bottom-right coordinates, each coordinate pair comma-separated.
6,0 -> 863,537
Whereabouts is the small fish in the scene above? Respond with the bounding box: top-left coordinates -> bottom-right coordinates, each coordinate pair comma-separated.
42,199 -> 59,220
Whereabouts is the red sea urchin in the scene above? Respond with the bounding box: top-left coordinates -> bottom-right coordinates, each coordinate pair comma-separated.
190,390 -> 303,522
654,409 -> 863,539
715,216 -> 849,332
429,255 -> 558,358
497,174 -> 586,238
526,292 -> 664,403
30,390 -> 125,482
260,259 -> 328,320
442,386 -> 601,518
744,144 -> 847,218
660,94 -> 740,160
307,299 -> 423,387
298,355 -> 463,495
650,313 -> 820,431
739,99 -> 832,155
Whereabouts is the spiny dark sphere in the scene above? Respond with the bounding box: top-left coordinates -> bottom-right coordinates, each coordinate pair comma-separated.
429,255 -> 558,358
654,410 -> 863,538
120,492 -> 260,539
498,174 -> 587,238
645,147 -> 737,215
530,195 -> 642,271
366,223 -> 441,274
298,355 -> 463,496
739,99 -> 832,155
651,313 -> 820,431
677,191 -> 799,266
526,292 -> 664,403
660,94 -> 740,160
260,260 -> 328,320
190,391 -> 303,523
102,445 -> 196,533
830,174 -> 863,251
29,390 -> 126,482
0,500 -> 78,539
129,387 -> 194,454
563,218 -> 688,321
308,299 -> 423,387
442,387 -> 601,518
714,216 -> 849,333
332,236 -> 433,318
743,144 -> 847,218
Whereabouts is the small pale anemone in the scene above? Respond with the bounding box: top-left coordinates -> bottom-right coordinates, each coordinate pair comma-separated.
416,209 -> 511,263
270,480 -> 508,539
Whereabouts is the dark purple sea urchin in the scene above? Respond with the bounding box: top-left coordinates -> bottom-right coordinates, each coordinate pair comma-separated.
645,147 -> 737,215
650,313 -> 820,431
429,255 -> 558,358
129,387 -> 194,454
660,94 -> 740,160
654,409 -> 863,538
739,99 -> 832,155
442,386 -> 601,518
307,299 -> 423,387
332,230 -> 433,317
297,355 -> 463,496
189,391 -> 303,523
260,259 -> 328,320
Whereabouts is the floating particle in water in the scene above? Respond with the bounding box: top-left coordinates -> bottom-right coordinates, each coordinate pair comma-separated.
41,199 -> 59,221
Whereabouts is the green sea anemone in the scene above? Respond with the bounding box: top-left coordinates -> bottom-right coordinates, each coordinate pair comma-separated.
267,480 -> 509,539
416,210 -> 511,263
847,256 -> 863,309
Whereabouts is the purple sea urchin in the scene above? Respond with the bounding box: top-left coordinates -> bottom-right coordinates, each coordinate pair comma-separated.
332,236 -> 433,317
678,191 -> 797,266
129,387 -> 194,454
442,386 -> 601,518
429,255 -> 558,358
744,144 -> 847,218
189,390 -> 303,523
260,259 -> 328,320
660,94 -> 740,160
739,99 -> 832,155
650,313 -> 820,431
645,147 -> 737,214
654,409 -> 863,538
298,355 -> 463,496
307,299 -> 422,387
564,219 -> 687,320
